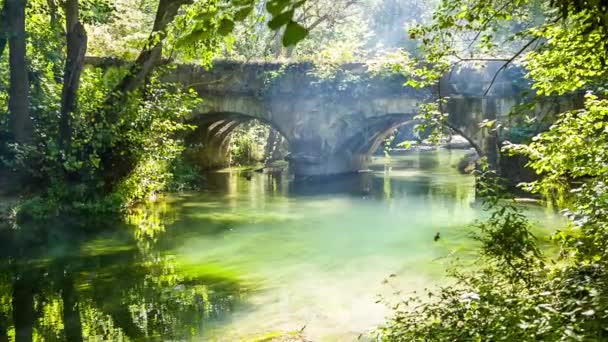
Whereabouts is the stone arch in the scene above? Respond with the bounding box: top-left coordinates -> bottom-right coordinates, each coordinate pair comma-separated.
293,112 -> 482,177
336,114 -> 418,158
183,112 -> 290,170
338,113 -> 483,158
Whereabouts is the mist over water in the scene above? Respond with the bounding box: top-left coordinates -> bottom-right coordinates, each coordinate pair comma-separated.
0,150 -> 564,340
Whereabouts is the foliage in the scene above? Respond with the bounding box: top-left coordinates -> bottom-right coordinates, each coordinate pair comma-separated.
378,259 -> 608,341
228,120 -> 270,165
3,67 -> 200,218
222,0 -> 439,63
289,1 -> 368,62
472,164 -> 543,282
86,0 -> 155,59
165,157 -> 206,192
376,160 -> 608,341
525,16 -> 608,96
382,131 -> 395,157
1,0 -> 320,221
507,93 -> 608,261
411,99 -> 451,145
222,2 -> 276,61
108,73 -> 201,203
366,0 -> 437,52
376,0 -> 608,340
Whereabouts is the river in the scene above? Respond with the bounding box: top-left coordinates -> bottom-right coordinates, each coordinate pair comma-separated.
0,150 -> 564,341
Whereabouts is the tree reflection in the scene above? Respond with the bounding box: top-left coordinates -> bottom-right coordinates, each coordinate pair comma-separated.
0,207 -> 245,341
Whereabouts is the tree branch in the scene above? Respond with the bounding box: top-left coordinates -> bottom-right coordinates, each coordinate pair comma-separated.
483,36 -> 538,96
437,82 -> 484,156
98,0 -> 193,189
445,122 -> 483,156
306,0 -> 359,31
464,0 -> 512,52
454,55 -> 511,62
105,0 -> 193,117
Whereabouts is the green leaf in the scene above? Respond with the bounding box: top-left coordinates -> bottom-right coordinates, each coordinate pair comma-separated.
218,18 -> 235,36
292,0 -> 306,9
176,28 -> 211,47
193,11 -> 216,21
282,21 -> 308,47
266,0 -> 290,16
268,10 -> 294,30
234,6 -> 254,21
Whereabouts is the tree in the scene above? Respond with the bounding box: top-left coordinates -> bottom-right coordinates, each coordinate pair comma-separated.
0,3 -> 7,59
60,0 -> 87,149
111,0 -> 192,98
5,0 -> 33,144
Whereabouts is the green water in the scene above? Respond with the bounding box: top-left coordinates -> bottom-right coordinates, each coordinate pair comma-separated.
0,150 -> 564,341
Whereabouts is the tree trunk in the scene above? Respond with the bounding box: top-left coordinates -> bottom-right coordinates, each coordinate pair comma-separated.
47,0 -> 59,27
60,0 -> 87,149
0,3 -> 7,60
264,130 -> 277,159
107,0 -> 193,116
6,0 -> 33,144
99,0 -> 192,189
272,27 -> 284,58
271,135 -> 283,161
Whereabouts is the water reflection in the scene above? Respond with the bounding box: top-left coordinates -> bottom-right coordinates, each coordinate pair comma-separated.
0,150 -> 560,340
203,150 -> 474,200
0,214 -> 245,341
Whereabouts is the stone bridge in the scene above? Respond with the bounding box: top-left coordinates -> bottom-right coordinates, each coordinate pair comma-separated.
89,58 -> 576,177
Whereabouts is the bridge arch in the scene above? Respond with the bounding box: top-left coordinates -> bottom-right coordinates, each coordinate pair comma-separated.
285,112 -> 482,176
183,112 -> 290,169
337,113 -> 419,158
349,113 -> 483,157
